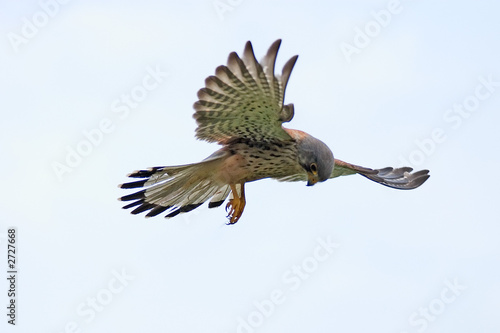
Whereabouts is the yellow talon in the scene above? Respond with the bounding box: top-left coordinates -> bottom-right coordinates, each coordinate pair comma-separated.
226,183 -> 246,224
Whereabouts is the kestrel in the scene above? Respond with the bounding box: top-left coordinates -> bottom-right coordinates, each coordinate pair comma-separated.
119,40 -> 430,224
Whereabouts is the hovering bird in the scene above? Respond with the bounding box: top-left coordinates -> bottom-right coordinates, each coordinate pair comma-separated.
119,40 -> 429,224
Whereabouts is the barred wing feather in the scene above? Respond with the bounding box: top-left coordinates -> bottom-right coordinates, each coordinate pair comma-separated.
193,39 -> 297,144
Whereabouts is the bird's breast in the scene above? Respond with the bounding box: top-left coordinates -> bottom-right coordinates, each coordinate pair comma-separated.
219,141 -> 302,183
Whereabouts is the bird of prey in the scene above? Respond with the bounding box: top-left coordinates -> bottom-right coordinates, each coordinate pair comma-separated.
119,40 -> 429,224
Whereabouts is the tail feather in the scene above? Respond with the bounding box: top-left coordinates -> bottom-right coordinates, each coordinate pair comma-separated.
145,205 -> 170,218
119,153 -> 229,219
208,185 -> 231,208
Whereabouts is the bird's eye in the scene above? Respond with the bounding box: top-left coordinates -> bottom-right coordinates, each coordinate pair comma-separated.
310,163 -> 318,174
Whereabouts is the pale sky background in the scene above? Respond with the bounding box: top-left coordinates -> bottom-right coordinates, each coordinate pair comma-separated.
1,1 -> 500,332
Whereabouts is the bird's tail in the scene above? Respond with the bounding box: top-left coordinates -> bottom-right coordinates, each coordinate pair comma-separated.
118,152 -> 232,218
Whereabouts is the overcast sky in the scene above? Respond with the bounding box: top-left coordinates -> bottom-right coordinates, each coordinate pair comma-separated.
1,1 -> 500,332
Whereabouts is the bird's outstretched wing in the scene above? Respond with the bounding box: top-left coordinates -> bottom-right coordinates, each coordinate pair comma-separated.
331,159 -> 430,190
193,39 -> 297,144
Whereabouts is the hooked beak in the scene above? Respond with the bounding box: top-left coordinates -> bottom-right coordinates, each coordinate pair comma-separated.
306,174 -> 318,186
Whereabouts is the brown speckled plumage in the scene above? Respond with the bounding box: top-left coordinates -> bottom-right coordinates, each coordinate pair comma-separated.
119,40 -> 430,224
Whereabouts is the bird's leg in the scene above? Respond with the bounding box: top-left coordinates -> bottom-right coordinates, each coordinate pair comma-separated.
225,182 -> 246,224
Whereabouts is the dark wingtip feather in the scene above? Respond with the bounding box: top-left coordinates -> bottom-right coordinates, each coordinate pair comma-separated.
164,203 -> 204,219
145,205 -> 170,218
411,169 -> 430,178
127,167 -> 164,178
357,166 -> 431,190
208,200 -> 225,208
165,209 -> 182,218
122,200 -> 143,209
244,40 -> 253,51
131,203 -> 156,215
409,173 -> 430,189
180,203 -> 203,213
390,169 -> 430,189
119,180 -> 147,189
119,190 -> 146,201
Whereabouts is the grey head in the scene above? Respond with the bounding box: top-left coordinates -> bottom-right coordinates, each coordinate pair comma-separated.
296,134 -> 335,186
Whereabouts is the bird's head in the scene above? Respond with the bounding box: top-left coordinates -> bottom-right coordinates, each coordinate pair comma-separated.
296,134 -> 335,186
